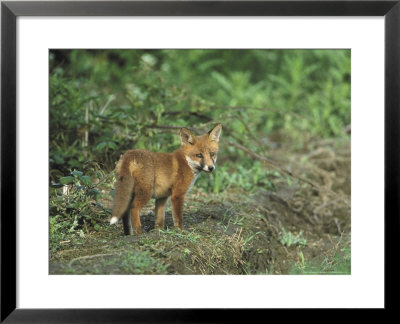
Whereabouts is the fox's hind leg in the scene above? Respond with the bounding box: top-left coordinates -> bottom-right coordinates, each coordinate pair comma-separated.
130,190 -> 152,235
122,209 -> 133,235
155,197 -> 168,230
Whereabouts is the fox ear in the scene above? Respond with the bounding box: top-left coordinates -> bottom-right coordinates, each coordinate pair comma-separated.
180,127 -> 196,145
208,123 -> 222,142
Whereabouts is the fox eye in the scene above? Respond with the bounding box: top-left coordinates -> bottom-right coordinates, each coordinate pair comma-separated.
196,153 -> 203,158
210,152 -> 215,157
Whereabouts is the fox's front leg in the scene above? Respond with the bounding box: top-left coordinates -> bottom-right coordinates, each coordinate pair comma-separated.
171,193 -> 185,230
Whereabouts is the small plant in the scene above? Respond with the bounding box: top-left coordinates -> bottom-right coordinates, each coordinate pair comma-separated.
297,250 -> 306,269
290,241 -> 351,275
119,251 -> 168,274
158,228 -> 202,244
49,215 -> 69,253
279,227 -> 307,247
231,215 -> 245,226
49,169 -> 110,252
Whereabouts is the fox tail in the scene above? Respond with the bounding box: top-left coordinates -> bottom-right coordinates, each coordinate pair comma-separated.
110,175 -> 135,235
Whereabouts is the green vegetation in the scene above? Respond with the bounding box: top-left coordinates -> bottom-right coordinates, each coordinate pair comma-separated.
49,50 -> 351,274
50,49 -> 350,177
291,239 -> 351,275
279,227 -> 307,247
49,165 -> 113,253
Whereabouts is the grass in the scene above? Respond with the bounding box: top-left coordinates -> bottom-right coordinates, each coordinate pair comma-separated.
49,137 -> 351,275
290,240 -> 351,275
155,224 -> 247,274
49,184 -> 351,275
279,227 -> 307,247
117,251 -> 169,274
49,49 -> 351,275
59,250 -> 169,275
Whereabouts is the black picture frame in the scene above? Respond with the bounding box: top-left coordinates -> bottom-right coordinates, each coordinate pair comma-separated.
1,0 -> 398,321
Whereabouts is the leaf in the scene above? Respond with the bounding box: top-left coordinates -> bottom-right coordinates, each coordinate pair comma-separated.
108,141 -> 117,150
80,175 -> 92,186
68,160 -> 81,168
89,189 -> 101,201
96,142 -> 107,150
59,176 -> 74,185
52,153 -> 64,164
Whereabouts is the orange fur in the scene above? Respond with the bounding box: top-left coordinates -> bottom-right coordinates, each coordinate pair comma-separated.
111,124 -> 222,235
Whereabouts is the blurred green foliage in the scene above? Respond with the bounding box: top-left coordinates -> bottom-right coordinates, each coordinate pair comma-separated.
50,49 -> 350,191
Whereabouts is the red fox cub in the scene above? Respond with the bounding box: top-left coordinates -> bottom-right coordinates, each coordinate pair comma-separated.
110,124 -> 222,235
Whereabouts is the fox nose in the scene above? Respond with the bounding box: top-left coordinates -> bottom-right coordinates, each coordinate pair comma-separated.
208,166 -> 214,172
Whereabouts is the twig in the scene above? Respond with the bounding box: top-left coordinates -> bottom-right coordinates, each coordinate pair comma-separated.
69,252 -> 119,266
222,139 -> 350,207
162,111 -> 212,121
147,125 -> 186,131
213,105 -> 312,122
100,95 -> 115,115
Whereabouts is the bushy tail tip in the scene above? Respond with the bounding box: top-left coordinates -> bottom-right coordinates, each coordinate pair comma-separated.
110,216 -> 119,225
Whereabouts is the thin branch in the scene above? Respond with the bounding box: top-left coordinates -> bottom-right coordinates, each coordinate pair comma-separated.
162,111 -> 212,121
222,138 -> 350,207
213,105 -> 312,122
69,252 -> 119,266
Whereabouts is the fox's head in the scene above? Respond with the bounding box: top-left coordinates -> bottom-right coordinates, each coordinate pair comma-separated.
180,124 -> 222,173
